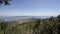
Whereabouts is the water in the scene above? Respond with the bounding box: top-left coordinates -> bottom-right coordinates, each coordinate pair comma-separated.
0,16 -> 51,22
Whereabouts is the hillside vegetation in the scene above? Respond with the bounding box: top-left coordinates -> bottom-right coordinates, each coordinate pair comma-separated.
0,15 -> 60,34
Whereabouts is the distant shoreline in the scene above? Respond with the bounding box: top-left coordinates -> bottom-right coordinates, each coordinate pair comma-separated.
0,16 -> 56,22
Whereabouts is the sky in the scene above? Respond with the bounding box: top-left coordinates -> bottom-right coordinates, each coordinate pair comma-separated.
0,0 -> 60,16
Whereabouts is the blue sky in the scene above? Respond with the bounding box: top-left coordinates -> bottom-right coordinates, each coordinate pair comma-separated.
0,0 -> 60,16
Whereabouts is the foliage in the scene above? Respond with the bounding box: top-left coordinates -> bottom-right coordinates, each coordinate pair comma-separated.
0,0 -> 12,5
0,15 -> 60,34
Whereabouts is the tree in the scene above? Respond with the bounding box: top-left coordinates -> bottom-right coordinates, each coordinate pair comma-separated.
33,19 -> 41,34
57,15 -> 60,19
0,21 -> 8,34
56,15 -> 60,34
57,15 -> 60,22
0,0 -> 12,5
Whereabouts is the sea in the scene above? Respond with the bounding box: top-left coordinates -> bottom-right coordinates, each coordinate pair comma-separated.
0,16 -> 51,22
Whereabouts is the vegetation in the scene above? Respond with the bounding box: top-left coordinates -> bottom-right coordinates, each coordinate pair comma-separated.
0,0 -> 11,5
0,15 -> 60,34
